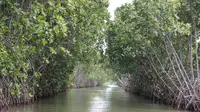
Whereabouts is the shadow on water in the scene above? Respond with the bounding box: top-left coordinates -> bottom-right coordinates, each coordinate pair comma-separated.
1,85 -> 190,112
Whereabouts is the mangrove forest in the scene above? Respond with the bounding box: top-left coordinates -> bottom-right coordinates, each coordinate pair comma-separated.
0,0 -> 200,112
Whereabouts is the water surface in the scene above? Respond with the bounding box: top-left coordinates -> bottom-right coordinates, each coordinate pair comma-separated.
2,86 -> 188,112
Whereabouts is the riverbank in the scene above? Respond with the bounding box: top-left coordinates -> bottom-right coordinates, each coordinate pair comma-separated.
0,87 -> 70,111
119,78 -> 194,111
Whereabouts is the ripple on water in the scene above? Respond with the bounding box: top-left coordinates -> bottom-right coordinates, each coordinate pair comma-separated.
89,95 -> 110,112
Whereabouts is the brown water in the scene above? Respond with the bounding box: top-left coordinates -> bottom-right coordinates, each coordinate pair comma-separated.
2,86 -> 189,112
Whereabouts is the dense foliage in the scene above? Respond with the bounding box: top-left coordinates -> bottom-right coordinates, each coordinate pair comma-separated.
1,0 -> 200,111
0,0 -> 109,108
107,0 -> 200,111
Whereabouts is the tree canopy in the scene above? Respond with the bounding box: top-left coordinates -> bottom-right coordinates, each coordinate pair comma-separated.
0,0 -> 110,107
106,0 -> 200,111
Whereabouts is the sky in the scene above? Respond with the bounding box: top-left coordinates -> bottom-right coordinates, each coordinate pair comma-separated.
108,0 -> 132,20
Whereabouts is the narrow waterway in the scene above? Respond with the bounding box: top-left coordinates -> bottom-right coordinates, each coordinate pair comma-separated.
2,86 -> 188,112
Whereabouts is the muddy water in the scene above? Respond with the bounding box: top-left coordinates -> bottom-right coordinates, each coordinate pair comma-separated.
3,86 -> 188,112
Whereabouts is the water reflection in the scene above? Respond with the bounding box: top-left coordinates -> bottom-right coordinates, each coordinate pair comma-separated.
88,86 -> 114,112
1,85 -> 189,112
89,96 -> 109,112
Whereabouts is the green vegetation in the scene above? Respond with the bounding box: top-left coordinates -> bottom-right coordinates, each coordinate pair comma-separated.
1,0 -> 200,111
73,62 -> 114,88
107,0 -> 200,111
0,0 -> 109,108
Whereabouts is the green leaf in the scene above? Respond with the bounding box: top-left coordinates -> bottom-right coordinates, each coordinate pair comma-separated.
50,47 -> 57,54
34,72 -> 41,78
54,26 -> 59,34
1,68 -> 7,75
42,39 -> 48,45
18,73 -> 26,77
28,93 -> 33,98
45,59 -> 50,64
59,46 -> 66,52
48,1 -> 55,6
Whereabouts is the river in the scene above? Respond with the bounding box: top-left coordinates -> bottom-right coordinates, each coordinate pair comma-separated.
2,85 -> 188,112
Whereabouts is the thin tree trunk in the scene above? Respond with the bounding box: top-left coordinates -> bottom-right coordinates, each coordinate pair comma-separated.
189,35 -> 194,82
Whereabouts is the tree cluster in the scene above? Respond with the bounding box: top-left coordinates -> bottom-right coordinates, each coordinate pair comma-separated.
0,0 -> 109,108
107,0 -> 200,111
